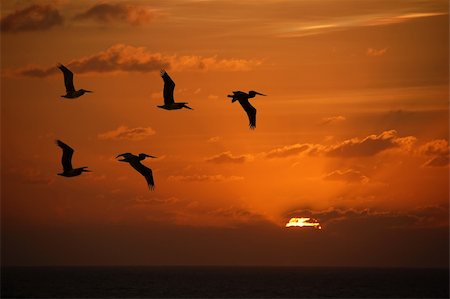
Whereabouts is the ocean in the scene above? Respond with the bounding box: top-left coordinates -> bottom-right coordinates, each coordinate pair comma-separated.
1,266 -> 448,298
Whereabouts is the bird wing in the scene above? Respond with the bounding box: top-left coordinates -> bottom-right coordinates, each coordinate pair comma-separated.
56,140 -> 74,171
161,70 -> 175,105
238,99 -> 257,129
229,91 -> 247,102
130,161 -> 155,190
58,64 -> 75,93
116,153 -> 134,159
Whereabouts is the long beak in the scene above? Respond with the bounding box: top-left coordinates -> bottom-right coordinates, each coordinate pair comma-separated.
255,92 -> 266,96
83,169 -> 92,172
146,155 -> 157,158
85,90 -> 93,93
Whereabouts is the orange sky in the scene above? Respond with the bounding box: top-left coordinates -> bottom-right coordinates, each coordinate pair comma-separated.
1,0 -> 448,267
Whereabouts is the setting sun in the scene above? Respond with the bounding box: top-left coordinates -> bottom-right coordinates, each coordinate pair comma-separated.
285,218 -> 322,229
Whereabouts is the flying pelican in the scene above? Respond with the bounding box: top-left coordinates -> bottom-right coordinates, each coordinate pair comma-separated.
56,140 -> 91,177
116,153 -> 157,190
58,64 -> 92,99
157,69 -> 193,110
227,90 -> 266,129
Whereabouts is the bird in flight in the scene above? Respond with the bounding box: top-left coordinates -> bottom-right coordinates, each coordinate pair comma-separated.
157,69 -> 193,110
58,64 -> 92,99
227,90 -> 266,129
116,153 -> 157,190
55,140 -> 91,177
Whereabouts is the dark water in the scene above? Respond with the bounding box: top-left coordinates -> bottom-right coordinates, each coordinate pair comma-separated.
1,266 -> 448,298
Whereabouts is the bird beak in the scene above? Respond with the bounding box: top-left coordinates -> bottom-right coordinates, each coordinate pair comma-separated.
255,92 -> 266,96
147,155 -> 157,158
85,90 -> 93,93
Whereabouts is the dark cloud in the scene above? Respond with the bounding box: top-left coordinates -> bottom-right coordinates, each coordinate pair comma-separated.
13,44 -> 261,77
323,169 -> 369,183
285,205 -> 448,230
205,151 -> 249,164
74,3 -> 157,26
1,4 -> 63,32
419,139 -> 449,167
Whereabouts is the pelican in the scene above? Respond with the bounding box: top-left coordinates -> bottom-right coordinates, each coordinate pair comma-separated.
56,140 -> 91,177
227,90 -> 266,129
58,64 -> 92,99
157,69 -> 193,110
116,153 -> 157,190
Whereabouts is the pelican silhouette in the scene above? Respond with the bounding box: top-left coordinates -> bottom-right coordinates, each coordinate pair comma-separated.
56,140 -> 91,177
157,69 -> 193,110
116,153 -> 157,190
227,90 -> 266,129
58,64 -> 92,99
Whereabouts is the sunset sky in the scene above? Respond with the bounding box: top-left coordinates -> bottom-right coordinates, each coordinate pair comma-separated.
1,0 -> 448,267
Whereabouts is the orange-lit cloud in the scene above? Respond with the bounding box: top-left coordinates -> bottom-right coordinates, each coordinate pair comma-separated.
1,4 -> 63,32
325,130 -> 416,157
207,136 -> 221,143
265,144 -> 310,158
266,130 -> 416,159
366,47 -> 388,57
318,115 -> 346,125
167,174 -> 244,182
13,44 -> 262,77
419,139 -> 449,167
205,151 -> 250,164
8,168 -> 54,185
286,217 -> 321,229
74,2 -> 159,26
323,169 -> 369,184
98,125 -> 156,141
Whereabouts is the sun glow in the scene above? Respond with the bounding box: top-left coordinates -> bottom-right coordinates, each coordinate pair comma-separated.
285,218 -> 322,229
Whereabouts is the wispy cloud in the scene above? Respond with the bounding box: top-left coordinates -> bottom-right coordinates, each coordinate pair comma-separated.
168,174 -> 244,182
366,47 -> 388,57
323,169 -> 369,184
1,4 -> 63,33
266,144 -> 310,158
318,115 -> 346,126
277,11 -> 447,38
205,151 -> 250,164
74,2 -> 160,26
12,44 -> 262,77
98,125 -> 155,141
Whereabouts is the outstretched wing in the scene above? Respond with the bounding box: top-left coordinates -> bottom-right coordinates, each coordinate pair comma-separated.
161,70 -> 175,105
228,91 -> 247,102
116,153 -> 134,159
238,99 -> 257,129
56,140 -> 74,171
130,161 -> 155,190
58,64 -> 75,93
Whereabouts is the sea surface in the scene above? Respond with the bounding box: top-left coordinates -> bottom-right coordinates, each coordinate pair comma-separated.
1,266 -> 448,298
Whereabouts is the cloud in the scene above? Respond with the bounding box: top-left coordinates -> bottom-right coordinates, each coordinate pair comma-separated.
207,136 -> 221,143
266,144 -> 310,158
325,130 -> 416,157
74,3 -> 158,26
286,205 -> 448,230
366,47 -> 388,57
208,94 -> 219,100
1,4 -> 63,32
205,151 -> 249,164
419,139 -> 449,167
323,169 -> 369,184
13,44 -> 262,77
8,168 -> 54,185
98,125 -> 155,141
318,115 -> 346,125
168,174 -> 244,183
265,130 -> 416,159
